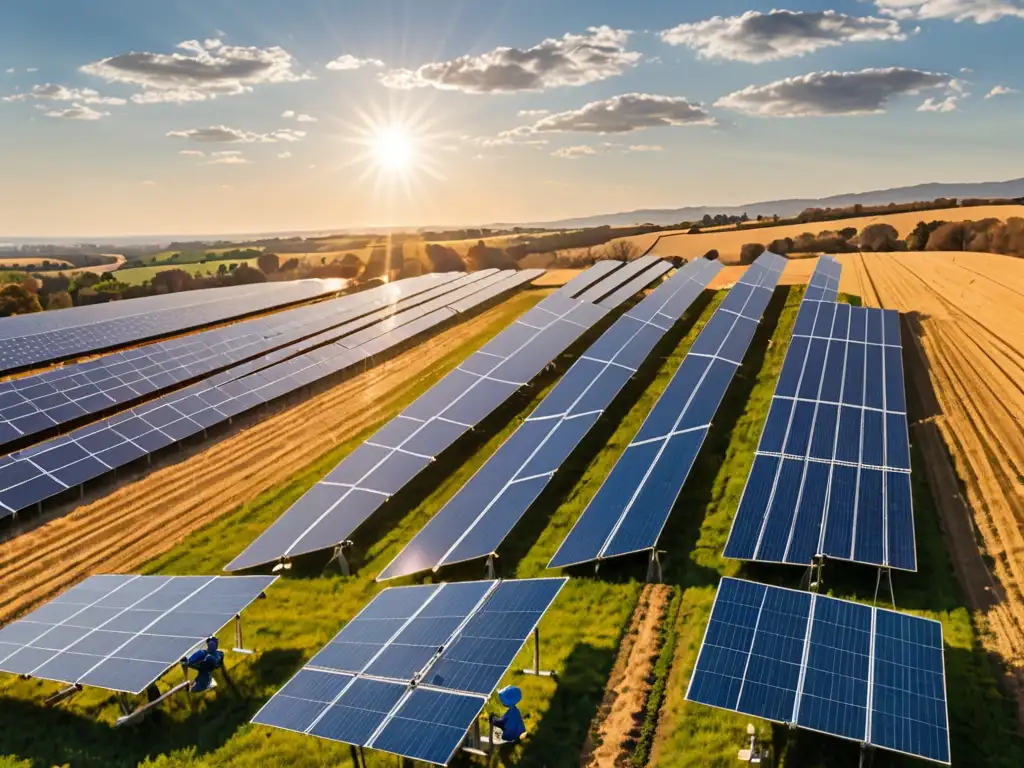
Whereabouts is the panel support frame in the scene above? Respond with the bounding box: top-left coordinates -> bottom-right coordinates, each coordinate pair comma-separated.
646,549 -> 663,584
872,567 -> 896,610
520,627 -> 556,678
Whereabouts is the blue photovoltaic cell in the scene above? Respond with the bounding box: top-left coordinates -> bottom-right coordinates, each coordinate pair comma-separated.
0,270 -> 541,520
252,578 -> 565,765
549,251 -> 785,569
0,281 -> 339,374
0,574 -> 275,694
723,257 -> 917,571
687,578 -> 949,765
378,259 -> 723,581
229,260 -> 669,573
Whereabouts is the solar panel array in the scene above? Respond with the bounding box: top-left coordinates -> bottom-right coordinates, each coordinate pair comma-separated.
0,574 -> 275,694
226,258 -> 673,572
378,257 -> 724,581
686,577 -> 950,764
252,578 -> 565,765
723,257 -> 916,571
548,251 -> 787,569
0,280 -> 337,374
0,274 -> 461,450
0,269 -> 541,518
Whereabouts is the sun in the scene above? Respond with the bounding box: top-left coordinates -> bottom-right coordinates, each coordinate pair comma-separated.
372,126 -> 415,173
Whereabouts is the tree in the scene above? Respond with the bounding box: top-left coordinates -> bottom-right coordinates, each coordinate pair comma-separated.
604,239 -> 641,261
257,252 -> 280,274
150,268 -> 195,294
281,258 -> 300,272
857,223 -> 903,252
424,244 -> 466,272
0,284 -> 43,316
339,253 -> 362,278
232,264 -> 267,284
217,263 -> 228,276
838,227 -> 858,240
703,249 -> 720,261
768,237 -> 793,255
739,243 -> 765,264
702,214 -> 713,226
467,240 -> 515,270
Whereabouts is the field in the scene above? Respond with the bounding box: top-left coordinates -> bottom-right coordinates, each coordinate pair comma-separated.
840,250 -> 1024,721
111,260 -> 261,285
0,257 -> 73,268
0,254 -> 1022,768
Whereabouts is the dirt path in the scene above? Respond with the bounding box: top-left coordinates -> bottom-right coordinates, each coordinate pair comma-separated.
0,293 -> 540,623
840,251 -> 1024,728
582,584 -> 671,768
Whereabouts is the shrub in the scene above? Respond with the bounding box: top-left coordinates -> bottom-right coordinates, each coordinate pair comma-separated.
0,284 -> 43,316
858,223 -> 904,252
702,249 -> 719,261
739,243 -> 765,264
424,244 -> 466,272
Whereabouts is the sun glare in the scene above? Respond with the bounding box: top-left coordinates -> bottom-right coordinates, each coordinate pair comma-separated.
372,126 -> 415,172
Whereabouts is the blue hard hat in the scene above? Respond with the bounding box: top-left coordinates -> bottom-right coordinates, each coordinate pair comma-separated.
498,685 -> 522,706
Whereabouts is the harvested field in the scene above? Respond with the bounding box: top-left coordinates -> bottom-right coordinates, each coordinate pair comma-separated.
840,250 -> 1024,723
707,254 -> 819,290
532,268 -> 581,287
646,205 -> 1024,261
0,291 -> 545,624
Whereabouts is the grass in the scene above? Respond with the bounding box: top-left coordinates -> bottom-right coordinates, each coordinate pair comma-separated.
632,588 -> 684,767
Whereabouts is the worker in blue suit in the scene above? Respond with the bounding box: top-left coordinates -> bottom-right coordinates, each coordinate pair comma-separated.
490,685 -> 526,744
182,637 -> 225,693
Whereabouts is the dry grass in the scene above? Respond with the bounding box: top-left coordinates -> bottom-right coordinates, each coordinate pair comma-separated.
0,257 -> 73,268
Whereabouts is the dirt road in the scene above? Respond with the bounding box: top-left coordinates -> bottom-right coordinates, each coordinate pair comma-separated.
0,292 -> 541,623
841,251 -> 1024,725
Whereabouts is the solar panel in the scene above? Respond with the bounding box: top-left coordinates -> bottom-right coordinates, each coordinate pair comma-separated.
0,574 -> 276,694
686,577 -> 950,764
378,258 -> 724,581
0,274 -> 463,451
0,270 -> 541,519
723,257 -> 916,571
226,259 -> 672,573
0,280 -> 340,374
548,252 -> 787,569
252,578 -> 565,765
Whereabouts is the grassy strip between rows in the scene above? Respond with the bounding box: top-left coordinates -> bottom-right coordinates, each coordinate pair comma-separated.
632,588 -> 684,767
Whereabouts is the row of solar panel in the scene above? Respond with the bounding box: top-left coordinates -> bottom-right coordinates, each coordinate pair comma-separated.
687,578 -> 950,764
549,251 -> 788,569
0,280 -> 339,373
0,574 -> 276,694
0,269 -> 542,517
0,274 -> 468,450
226,257 -> 675,572
724,268 -> 917,571
253,578 -> 565,765
378,257 -> 725,581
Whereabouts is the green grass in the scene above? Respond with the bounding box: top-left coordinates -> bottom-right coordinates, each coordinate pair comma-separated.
112,260 -> 259,285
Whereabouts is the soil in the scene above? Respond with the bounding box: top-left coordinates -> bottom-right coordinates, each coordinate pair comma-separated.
840,251 -> 1024,728
582,584 -> 671,768
0,294 -> 539,624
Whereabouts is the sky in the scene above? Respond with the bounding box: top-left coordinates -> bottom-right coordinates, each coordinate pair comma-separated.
1,0 -> 1022,238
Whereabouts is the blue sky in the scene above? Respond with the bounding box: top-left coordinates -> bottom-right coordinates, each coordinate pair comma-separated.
1,0 -> 1022,237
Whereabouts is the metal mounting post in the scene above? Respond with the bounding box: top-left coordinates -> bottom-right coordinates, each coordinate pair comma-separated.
331,541 -> 352,576
485,554 -> 496,580
520,627 -> 555,678
233,614 -> 252,654
873,568 -> 896,609
44,683 -> 82,707
646,549 -> 663,584
809,554 -> 825,593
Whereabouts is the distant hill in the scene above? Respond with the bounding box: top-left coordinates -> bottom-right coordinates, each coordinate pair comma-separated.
504,177 -> 1024,229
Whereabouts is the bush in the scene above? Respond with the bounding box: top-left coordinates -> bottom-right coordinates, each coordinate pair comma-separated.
45,291 -> 73,310
256,252 -> 280,274
702,249 -> 719,261
768,237 -> 793,255
739,243 -> 765,264
338,253 -> 362,279
232,264 -> 267,284
467,240 -> 516,270
424,244 -> 466,272
0,284 -> 42,316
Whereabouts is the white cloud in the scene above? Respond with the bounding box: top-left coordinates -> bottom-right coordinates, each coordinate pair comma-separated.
277,151 -> 292,159
986,84 -> 1019,98
219,184 -> 233,190
875,1 -> 1024,23
204,151 -> 252,165
80,38 -> 311,105
960,67 -> 974,73
166,124 -> 306,143
178,149 -> 206,156
518,109 -> 550,117
3,83 -> 126,105
380,26 -> 640,93
141,180 -> 157,186
551,145 -> 597,159
326,54 -> 385,71
282,109 -> 317,122
4,68 -> 14,74
518,93 -> 715,134
44,103 -> 109,120
628,144 -> 664,152
26,68 -> 37,73
661,10 -> 905,63
717,67 -> 951,117
917,95 -> 960,111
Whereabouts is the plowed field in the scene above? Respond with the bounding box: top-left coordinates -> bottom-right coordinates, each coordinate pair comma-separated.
840,251 -> 1024,722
